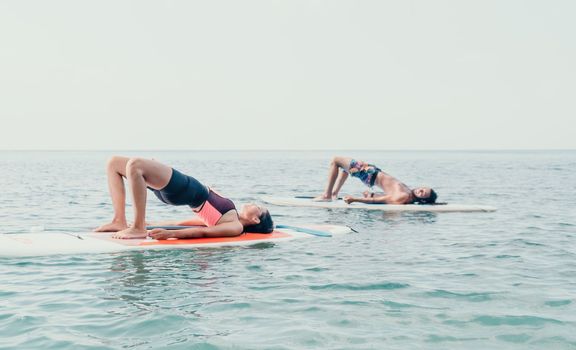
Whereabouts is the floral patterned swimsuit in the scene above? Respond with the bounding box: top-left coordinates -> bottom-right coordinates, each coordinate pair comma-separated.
345,159 -> 381,188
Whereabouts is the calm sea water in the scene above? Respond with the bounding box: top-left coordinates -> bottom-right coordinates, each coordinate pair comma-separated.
0,150 -> 575,350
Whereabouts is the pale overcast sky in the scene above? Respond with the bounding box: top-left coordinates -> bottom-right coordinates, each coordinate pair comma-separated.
0,0 -> 574,150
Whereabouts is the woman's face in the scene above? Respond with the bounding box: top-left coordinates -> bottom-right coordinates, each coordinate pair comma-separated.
413,187 -> 432,199
241,203 -> 264,219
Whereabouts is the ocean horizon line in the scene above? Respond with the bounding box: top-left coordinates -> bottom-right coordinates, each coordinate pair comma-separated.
0,148 -> 575,152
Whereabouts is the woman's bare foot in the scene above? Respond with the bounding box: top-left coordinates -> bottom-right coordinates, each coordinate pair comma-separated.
94,221 -> 129,232
111,226 -> 148,239
312,194 -> 333,202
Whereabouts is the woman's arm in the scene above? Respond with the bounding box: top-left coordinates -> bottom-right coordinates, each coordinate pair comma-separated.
146,220 -> 181,226
176,217 -> 207,226
149,221 -> 244,240
344,195 -> 389,204
344,193 -> 410,205
146,217 -> 206,227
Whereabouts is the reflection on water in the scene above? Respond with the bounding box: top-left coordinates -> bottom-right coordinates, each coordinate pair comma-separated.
106,250 -> 224,297
322,208 -> 438,232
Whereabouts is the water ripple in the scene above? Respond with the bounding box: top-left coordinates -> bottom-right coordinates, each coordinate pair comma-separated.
424,290 -> 498,302
309,282 -> 410,291
471,315 -> 564,326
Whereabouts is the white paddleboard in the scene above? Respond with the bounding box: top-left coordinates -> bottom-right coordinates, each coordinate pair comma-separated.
0,225 -> 351,257
262,197 -> 496,212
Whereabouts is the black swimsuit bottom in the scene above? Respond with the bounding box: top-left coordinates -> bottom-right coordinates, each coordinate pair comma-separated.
150,168 -> 209,208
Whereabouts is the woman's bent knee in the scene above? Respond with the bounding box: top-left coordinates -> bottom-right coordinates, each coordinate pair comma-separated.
106,156 -> 128,171
126,157 -> 146,175
330,156 -> 341,166
331,156 -> 349,169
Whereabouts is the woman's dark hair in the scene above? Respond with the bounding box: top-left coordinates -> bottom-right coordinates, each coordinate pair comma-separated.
243,209 -> 274,234
414,189 -> 438,205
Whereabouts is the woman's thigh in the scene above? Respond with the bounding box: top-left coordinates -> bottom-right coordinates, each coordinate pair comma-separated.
127,158 -> 173,190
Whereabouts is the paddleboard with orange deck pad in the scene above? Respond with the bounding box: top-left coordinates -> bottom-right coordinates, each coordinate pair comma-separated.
0,225 -> 352,257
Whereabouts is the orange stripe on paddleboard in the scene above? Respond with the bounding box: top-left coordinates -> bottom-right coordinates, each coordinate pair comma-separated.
138,231 -> 292,246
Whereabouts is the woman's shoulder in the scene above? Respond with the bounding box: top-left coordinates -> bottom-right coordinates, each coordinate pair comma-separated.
219,208 -> 240,222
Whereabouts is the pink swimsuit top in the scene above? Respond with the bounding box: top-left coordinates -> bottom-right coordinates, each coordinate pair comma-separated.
193,188 -> 237,226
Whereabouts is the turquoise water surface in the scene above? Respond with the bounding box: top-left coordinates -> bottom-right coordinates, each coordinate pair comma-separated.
0,150 -> 575,349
